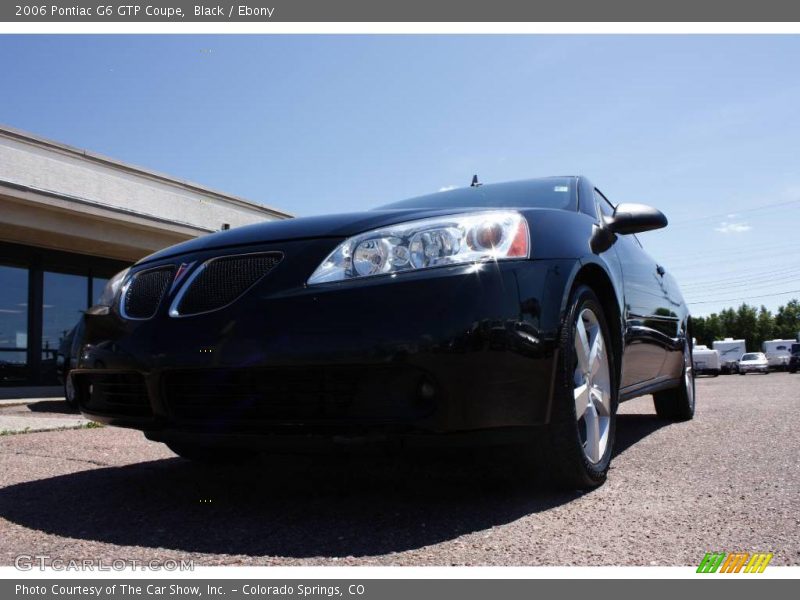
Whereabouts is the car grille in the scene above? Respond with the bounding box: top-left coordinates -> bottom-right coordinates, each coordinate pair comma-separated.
173,252 -> 283,316
162,366 -> 435,427
74,372 -> 151,417
123,267 -> 174,319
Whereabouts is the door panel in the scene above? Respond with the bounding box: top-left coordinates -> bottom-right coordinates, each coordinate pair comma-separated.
615,235 -> 674,388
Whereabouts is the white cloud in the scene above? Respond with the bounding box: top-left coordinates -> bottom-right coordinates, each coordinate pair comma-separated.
714,221 -> 752,234
438,185 -> 456,192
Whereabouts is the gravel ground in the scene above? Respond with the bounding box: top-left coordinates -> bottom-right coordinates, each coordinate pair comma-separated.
0,372 -> 798,566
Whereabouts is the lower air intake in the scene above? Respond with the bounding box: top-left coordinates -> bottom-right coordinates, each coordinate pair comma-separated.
173,252 -> 283,316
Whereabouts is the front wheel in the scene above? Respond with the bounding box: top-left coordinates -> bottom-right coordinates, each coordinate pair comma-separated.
64,374 -> 78,408
530,285 -> 618,490
653,338 -> 695,421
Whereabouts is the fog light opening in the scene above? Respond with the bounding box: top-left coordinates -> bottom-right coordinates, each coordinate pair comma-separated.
417,379 -> 437,402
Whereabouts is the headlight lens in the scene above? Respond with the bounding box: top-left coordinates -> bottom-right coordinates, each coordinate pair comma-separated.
96,268 -> 130,307
308,211 -> 529,285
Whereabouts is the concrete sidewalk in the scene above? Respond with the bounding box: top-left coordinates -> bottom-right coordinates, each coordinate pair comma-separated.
0,398 -> 90,435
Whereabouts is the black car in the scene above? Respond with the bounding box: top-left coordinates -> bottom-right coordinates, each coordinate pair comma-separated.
789,351 -> 800,374
56,316 -> 86,407
73,176 -> 694,489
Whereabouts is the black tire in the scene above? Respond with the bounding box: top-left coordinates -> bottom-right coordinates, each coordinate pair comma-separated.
166,442 -> 252,464
653,337 -> 695,421
530,285 -> 618,490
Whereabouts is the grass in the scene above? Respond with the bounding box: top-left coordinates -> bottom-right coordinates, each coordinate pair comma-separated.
0,421 -> 103,436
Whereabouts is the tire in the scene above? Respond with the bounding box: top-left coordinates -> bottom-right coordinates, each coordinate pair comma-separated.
653,337 -> 695,421
530,285 -> 618,490
64,374 -> 78,408
166,442 -> 252,464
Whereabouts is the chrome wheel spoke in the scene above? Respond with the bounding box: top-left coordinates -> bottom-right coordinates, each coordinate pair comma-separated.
574,382 -> 590,418
584,403 -> 601,463
591,387 -> 610,417
575,316 -> 591,374
589,329 -> 604,377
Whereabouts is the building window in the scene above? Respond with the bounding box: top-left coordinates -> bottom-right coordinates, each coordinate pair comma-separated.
0,265 -> 29,385
41,271 -> 89,384
91,277 -> 109,306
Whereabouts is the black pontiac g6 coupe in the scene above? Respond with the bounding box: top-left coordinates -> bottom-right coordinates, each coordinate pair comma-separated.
73,176 -> 694,489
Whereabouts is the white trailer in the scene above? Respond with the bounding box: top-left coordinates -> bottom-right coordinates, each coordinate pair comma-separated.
713,338 -> 746,374
692,345 -> 720,376
762,339 -> 796,370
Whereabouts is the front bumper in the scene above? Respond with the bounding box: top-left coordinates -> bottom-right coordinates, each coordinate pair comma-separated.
739,365 -> 769,373
74,239 -> 576,442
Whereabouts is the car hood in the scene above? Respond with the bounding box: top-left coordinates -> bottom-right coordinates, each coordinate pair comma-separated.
740,360 -> 766,365
137,207 -> 530,265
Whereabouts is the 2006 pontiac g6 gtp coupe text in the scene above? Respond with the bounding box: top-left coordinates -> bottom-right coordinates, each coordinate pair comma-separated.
73,176 -> 695,489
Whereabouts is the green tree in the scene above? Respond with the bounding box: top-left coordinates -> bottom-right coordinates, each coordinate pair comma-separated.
692,315 -> 707,346
719,307 -> 737,340
733,303 -> 758,350
703,313 -> 723,346
774,300 -> 800,341
754,305 -> 774,349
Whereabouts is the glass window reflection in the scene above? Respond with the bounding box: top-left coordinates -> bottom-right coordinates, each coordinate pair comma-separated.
42,272 -> 88,380
92,277 -> 109,305
0,265 -> 28,384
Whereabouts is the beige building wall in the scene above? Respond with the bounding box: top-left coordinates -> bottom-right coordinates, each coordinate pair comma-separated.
0,125 -> 291,262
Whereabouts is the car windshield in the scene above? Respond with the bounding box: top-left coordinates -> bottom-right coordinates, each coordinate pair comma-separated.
741,353 -> 760,361
377,177 -> 578,211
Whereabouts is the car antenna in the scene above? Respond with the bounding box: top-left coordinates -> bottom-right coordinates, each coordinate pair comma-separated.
470,174 -> 481,187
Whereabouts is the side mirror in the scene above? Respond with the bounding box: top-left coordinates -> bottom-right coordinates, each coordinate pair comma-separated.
606,203 -> 668,235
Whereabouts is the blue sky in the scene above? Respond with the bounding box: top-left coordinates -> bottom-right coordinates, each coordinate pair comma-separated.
2,35 -> 799,316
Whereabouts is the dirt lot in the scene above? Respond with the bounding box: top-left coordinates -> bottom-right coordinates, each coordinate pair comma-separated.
0,372 -> 798,566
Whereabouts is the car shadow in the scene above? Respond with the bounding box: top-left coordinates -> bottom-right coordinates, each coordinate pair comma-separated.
614,413 -> 670,456
27,400 -> 78,415
0,414 -> 668,559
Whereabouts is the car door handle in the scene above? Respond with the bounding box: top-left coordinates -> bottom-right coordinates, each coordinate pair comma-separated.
656,265 -> 665,276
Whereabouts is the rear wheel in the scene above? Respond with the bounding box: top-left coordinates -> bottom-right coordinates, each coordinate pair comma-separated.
531,285 -> 617,490
653,338 -> 695,421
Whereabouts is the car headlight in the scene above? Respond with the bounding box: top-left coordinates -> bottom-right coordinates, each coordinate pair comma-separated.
308,211 -> 529,285
96,268 -> 130,307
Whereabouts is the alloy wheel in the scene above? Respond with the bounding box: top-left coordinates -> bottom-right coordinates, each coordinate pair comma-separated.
684,343 -> 695,410
573,307 -> 612,464
65,375 -> 76,405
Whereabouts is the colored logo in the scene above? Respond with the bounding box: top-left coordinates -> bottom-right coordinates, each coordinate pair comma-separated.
697,552 -> 773,573
170,262 -> 195,293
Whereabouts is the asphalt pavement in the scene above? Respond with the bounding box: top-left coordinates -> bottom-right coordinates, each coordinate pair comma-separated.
0,372 -> 797,566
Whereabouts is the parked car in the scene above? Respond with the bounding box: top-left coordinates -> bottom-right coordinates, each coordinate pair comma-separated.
789,349 -> 800,374
738,352 -> 769,375
72,176 -> 694,490
692,344 -> 720,376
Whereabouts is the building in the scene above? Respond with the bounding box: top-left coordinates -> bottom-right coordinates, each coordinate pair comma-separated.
0,125 -> 291,390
